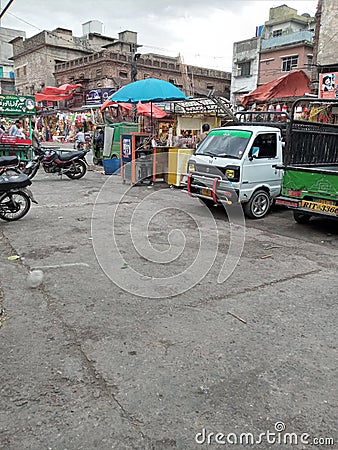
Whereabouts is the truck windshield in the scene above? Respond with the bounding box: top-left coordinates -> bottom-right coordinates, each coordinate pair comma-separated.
196,129 -> 252,159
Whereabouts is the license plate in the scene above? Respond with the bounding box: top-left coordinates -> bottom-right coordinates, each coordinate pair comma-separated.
301,200 -> 338,215
201,188 -> 212,197
319,199 -> 334,205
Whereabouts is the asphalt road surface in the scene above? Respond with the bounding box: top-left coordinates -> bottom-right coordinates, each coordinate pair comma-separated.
0,165 -> 337,450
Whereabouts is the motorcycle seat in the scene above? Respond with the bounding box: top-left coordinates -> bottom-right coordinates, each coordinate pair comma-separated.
0,155 -> 19,167
58,151 -> 86,161
0,173 -> 32,191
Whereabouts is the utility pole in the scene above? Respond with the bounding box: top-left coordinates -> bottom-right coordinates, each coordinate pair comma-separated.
130,43 -> 141,122
0,0 -> 15,22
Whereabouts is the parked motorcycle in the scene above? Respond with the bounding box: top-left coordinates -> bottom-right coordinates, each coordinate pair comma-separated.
23,146 -> 88,180
0,155 -> 22,176
0,173 -> 37,221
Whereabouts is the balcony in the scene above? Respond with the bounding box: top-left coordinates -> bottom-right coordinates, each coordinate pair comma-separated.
261,30 -> 314,50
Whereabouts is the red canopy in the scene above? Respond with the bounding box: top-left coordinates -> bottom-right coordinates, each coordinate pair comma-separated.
40,84 -> 82,95
100,99 -> 166,118
35,92 -> 75,102
241,70 -> 313,106
35,83 -> 82,102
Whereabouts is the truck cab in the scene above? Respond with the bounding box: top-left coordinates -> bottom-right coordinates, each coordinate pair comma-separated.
187,125 -> 283,218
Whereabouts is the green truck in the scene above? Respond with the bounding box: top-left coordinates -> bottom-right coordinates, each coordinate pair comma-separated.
276,98 -> 338,223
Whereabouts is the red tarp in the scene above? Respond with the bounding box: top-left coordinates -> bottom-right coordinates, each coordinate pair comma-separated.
35,92 -> 75,102
40,84 -> 82,95
35,84 -> 82,102
100,99 -> 167,118
240,70 -> 313,106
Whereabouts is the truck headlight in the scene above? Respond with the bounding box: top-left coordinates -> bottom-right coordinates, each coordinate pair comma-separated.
188,163 -> 196,172
225,169 -> 235,179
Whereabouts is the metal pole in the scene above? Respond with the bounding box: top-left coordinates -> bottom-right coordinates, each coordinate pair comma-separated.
0,0 -> 15,21
130,44 -> 140,123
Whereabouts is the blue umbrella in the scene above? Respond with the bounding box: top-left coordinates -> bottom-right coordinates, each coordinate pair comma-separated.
109,78 -> 189,103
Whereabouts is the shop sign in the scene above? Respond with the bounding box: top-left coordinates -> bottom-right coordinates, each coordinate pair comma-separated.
85,89 -> 102,105
101,88 -> 115,102
0,94 -> 36,115
85,88 -> 116,105
319,72 -> 338,99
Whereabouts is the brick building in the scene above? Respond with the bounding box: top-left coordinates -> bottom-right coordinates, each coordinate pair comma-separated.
9,23 -> 231,109
54,49 -> 231,109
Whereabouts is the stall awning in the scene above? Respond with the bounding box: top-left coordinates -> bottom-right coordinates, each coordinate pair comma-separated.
240,70 -> 313,106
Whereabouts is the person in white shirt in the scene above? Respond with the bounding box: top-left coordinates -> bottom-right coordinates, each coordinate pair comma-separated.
9,120 -> 25,139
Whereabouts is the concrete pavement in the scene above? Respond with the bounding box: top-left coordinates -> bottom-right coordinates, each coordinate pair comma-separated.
0,167 -> 337,449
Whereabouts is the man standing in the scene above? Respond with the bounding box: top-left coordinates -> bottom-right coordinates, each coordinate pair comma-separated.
9,120 -> 25,138
195,123 -> 210,148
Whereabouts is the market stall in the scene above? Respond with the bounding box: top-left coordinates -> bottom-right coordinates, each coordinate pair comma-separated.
0,94 -> 36,163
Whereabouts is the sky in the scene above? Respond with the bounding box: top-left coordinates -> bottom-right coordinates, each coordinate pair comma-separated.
1,0 -> 318,71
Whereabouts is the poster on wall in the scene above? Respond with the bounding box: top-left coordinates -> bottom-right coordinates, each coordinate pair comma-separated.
319,72 -> 338,99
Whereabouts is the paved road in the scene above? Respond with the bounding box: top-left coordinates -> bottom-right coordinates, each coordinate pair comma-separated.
0,167 -> 337,449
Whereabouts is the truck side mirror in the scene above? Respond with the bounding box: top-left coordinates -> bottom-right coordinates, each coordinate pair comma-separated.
249,146 -> 260,161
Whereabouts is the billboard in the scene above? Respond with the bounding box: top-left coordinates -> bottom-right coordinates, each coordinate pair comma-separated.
0,94 -> 36,115
319,72 -> 338,99
84,88 -> 116,105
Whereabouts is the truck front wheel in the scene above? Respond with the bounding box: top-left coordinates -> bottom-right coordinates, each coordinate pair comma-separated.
293,211 -> 311,224
244,190 -> 271,219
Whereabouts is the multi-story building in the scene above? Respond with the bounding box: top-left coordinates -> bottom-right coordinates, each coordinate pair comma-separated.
10,22 -> 231,108
0,26 -> 25,93
258,5 -> 315,85
231,4 -> 315,105
230,37 -> 260,105
10,23 -> 137,95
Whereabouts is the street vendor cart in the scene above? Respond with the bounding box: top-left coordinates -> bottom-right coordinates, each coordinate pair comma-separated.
0,94 -> 36,164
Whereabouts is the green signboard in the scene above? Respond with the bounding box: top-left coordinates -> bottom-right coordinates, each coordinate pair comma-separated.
0,94 -> 36,116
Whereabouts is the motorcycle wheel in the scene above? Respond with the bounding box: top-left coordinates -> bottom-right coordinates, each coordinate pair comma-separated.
65,160 -> 87,180
0,191 -> 31,221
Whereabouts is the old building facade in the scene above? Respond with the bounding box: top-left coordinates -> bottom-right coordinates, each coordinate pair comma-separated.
10,23 -> 231,108
312,0 -> 338,85
54,50 -> 231,109
10,25 -> 138,96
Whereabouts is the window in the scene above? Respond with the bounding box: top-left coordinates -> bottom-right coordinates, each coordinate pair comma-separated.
168,78 -> 176,84
119,71 -> 128,78
251,133 -> 277,158
272,29 -> 283,37
281,56 -> 298,72
236,61 -> 251,77
207,84 -> 214,90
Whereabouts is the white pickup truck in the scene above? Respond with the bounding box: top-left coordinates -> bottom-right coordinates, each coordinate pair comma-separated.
186,124 -> 284,218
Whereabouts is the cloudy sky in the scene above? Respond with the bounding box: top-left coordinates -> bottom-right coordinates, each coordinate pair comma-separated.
1,0 -> 317,71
